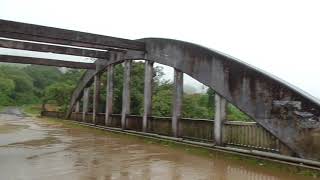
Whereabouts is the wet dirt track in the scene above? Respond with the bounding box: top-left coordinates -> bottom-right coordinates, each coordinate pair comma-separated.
0,107 -> 315,180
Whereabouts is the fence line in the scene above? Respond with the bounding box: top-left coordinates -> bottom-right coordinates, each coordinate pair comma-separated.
42,111 -> 280,153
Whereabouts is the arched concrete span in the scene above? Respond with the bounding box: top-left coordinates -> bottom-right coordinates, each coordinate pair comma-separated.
68,38 -> 320,160
66,50 -> 144,119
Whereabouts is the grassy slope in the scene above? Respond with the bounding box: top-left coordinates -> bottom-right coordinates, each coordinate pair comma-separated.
21,104 -> 42,117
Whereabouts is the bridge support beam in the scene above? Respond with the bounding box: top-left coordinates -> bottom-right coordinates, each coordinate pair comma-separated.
75,101 -> 80,112
214,94 -> 227,146
93,74 -> 101,125
172,69 -> 183,137
143,61 -> 154,132
82,87 -> 90,122
121,60 -> 132,129
105,64 -> 114,126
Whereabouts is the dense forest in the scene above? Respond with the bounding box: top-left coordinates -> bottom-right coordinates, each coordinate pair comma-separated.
0,62 -> 251,121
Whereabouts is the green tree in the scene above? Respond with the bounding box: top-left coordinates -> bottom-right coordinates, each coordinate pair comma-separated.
227,104 -> 252,121
0,77 -> 15,105
44,82 -> 75,111
0,65 -> 37,105
152,80 -> 173,117
24,65 -> 62,90
182,93 -> 213,119
112,64 -> 124,114
0,61 -> 252,122
43,69 -> 83,111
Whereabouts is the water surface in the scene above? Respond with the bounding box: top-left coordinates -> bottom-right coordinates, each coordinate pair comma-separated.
0,108 -> 315,180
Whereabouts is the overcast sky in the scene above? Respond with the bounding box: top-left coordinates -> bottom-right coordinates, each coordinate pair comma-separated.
0,0 -> 319,99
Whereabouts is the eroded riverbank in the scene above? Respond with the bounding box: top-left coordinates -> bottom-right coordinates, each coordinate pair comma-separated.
0,107 -> 317,180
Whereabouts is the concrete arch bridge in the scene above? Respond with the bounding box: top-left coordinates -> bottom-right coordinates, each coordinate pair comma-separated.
0,20 -> 319,164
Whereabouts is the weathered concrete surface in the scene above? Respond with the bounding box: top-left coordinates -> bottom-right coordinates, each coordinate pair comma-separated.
82,88 -> 90,122
6,18 -> 319,160
0,19 -> 146,51
140,38 -> 320,160
0,55 -> 96,69
121,61 -> 132,129
121,60 -> 132,129
214,94 -> 227,145
75,101 -> 80,112
105,64 -> 114,126
142,60 -> 153,132
172,69 -> 183,137
0,38 -> 109,59
92,74 -> 101,124
67,38 -> 320,160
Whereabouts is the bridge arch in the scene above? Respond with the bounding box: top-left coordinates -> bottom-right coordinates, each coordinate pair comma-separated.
67,38 -> 320,160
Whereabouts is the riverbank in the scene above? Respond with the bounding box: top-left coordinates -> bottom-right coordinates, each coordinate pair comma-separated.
21,104 -> 42,116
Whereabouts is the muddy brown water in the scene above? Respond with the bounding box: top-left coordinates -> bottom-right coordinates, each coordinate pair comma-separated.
0,108 -> 316,180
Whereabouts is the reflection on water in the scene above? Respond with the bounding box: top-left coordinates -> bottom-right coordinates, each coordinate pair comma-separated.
0,108 -> 313,180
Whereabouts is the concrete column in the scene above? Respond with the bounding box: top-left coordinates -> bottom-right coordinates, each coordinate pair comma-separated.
172,69 -> 183,137
41,103 -> 46,112
214,93 -> 227,145
75,101 -> 80,112
121,60 -> 132,129
82,87 -> 90,122
143,61 -> 153,132
93,74 -> 101,125
105,64 -> 114,126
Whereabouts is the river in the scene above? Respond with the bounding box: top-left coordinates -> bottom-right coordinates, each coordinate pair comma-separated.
0,107 -> 315,180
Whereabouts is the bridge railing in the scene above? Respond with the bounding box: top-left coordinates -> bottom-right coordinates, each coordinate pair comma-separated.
223,121 -> 280,152
42,111 -> 280,153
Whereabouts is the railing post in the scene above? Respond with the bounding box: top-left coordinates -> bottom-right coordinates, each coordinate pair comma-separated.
75,101 -> 80,112
93,73 -> 101,125
143,61 -> 153,132
214,93 -> 227,145
105,64 -> 114,126
82,87 -> 90,122
172,69 -> 183,137
121,60 -> 132,129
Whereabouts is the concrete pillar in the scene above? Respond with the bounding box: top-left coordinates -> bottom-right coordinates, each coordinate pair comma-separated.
82,87 -> 90,122
143,61 -> 153,132
214,93 -> 227,145
105,64 -> 114,126
75,101 -> 80,112
41,103 -> 46,112
121,60 -> 131,129
93,74 -> 101,125
172,69 -> 183,137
